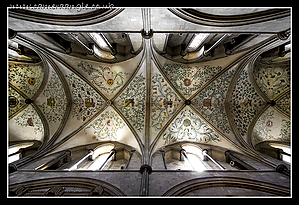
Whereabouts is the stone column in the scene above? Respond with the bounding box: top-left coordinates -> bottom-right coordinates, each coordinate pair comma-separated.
125,150 -> 136,170
35,150 -> 71,170
67,149 -> 93,170
141,8 -> 153,39
99,149 -> 116,170
139,164 -> 152,196
202,149 -> 225,170
160,150 -> 167,170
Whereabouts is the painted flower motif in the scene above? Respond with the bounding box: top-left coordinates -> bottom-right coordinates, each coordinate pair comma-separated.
47,98 -> 55,107
27,118 -> 34,126
84,110 -> 125,141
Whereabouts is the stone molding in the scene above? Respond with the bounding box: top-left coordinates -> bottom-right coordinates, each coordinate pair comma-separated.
162,176 -> 290,196
168,9 -> 290,27
9,9 -> 124,26
9,176 -> 126,196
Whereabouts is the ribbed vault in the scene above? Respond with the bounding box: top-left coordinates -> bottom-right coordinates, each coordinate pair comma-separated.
8,8 -> 291,171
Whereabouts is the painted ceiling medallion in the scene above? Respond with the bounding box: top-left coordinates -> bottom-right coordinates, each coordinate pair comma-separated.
27,118 -> 34,126
107,79 -> 114,85
183,119 -> 191,127
202,98 -> 212,107
85,98 -> 95,108
125,99 -> 135,107
28,78 -> 36,85
184,78 -> 191,86
266,120 -> 273,127
9,96 -> 19,108
47,98 -> 56,107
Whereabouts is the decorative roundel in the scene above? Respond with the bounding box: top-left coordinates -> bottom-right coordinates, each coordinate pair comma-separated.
9,96 -> 19,108
184,78 -> 191,86
266,120 -> 273,127
183,119 -> 191,127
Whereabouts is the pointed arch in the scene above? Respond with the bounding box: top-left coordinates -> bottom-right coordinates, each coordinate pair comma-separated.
9,176 -> 126,196
162,176 -> 290,196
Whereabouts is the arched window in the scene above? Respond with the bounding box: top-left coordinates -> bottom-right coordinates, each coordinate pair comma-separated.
67,144 -> 115,171
269,143 -> 291,164
8,142 -> 34,163
181,145 -> 207,171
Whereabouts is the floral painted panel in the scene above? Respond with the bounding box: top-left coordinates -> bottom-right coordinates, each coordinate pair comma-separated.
84,108 -> 125,141
151,66 -> 183,131
253,107 -> 290,144
77,61 -> 129,97
37,70 -> 67,123
162,62 -> 222,98
9,87 -> 25,116
253,61 -> 290,100
276,92 -> 290,115
66,73 -> 104,122
12,106 -> 44,136
8,62 -> 44,98
115,71 -> 146,134
230,69 -> 266,136
193,68 -> 235,134
162,106 -> 221,145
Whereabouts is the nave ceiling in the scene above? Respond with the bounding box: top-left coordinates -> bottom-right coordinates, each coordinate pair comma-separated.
8,8 -> 291,167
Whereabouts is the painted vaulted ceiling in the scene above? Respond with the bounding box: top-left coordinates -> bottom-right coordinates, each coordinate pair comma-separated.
8,8 -> 291,165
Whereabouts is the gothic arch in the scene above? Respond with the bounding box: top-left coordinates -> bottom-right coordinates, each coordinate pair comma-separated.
168,9 -> 290,27
162,176 -> 290,196
9,9 -> 124,26
9,176 -> 126,196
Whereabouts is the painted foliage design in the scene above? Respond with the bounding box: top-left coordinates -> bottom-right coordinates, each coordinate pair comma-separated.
253,107 -> 290,143
276,92 -> 290,115
162,62 -> 222,97
193,69 -> 234,134
253,62 -> 290,100
230,69 -> 265,136
66,73 -> 104,122
84,109 -> 125,141
151,73 -> 182,130
77,61 -> 129,95
8,62 -> 44,98
116,73 -> 146,133
38,70 -> 67,123
162,107 -> 221,145
13,106 -> 44,135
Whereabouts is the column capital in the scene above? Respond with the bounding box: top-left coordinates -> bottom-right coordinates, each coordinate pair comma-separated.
140,164 -> 152,174
141,29 -> 153,39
